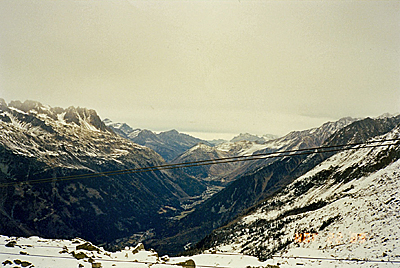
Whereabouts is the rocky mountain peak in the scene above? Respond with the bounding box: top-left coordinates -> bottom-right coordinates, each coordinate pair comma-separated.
104,119 -> 211,161
104,118 -> 133,131
324,115 -> 400,146
159,129 -> 180,136
8,100 -> 44,112
64,106 -> 108,132
230,133 -> 265,143
230,133 -> 279,143
1,100 -> 108,132
6,100 -> 63,122
138,129 -> 157,137
188,142 -> 214,153
262,134 -> 279,141
0,98 -> 7,109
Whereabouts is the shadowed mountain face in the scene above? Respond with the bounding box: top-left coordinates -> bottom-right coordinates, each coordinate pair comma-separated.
0,100 -> 205,245
104,119 -> 210,162
145,116 -> 400,256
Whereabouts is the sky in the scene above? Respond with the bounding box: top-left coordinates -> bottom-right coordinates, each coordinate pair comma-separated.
0,0 -> 399,140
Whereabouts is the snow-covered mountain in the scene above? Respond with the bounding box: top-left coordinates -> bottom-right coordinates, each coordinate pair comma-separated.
230,133 -> 279,143
104,119 -> 209,162
3,120 -> 399,268
192,125 -> 400,266
172,140 -> 265,183
207,133 -> 278,147
0,99 -> 205,246
146,115 -> 400,256
168,117 -> 357,186
2,99 -> 400,267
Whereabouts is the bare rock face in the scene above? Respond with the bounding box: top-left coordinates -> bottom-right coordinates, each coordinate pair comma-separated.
0,99 -> 205,245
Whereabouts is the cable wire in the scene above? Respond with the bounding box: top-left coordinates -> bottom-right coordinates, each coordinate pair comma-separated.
0,251 -> 230,268
272,255 -> 400,264
1,251 -> 400,267
0,138 -> 399,188
1,139 -> 399,266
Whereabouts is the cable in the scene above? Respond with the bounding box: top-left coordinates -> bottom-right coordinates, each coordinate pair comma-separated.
272,255 -> 400,264
1,250 -> 400,266
0,251 -> 230,268
1,139 -> 398,266
0,138 -> 399,188
197,252 -> 400,264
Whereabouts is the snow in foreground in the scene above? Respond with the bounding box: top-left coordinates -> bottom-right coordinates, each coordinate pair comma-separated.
1,234 -> 399,268
0,235 -> 278,268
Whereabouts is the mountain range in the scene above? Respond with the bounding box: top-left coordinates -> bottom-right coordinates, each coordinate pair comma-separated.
1,99 -> 399,267
158,115 -> 399,257
145,116 -> 367,254
193,122 -> 400,264
171,117 -> 357,186
103,119 -> 210,162
230,133 -> 279,143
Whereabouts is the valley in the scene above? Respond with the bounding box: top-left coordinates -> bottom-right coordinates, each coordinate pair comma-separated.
0,100 -> 399,267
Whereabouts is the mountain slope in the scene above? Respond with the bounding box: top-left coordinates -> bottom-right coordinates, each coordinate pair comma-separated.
0,99 -> 205,245
225,117 -> 358,181
172,141 -> 264,183
146,116 -> 400,256
172,117 -> 356,184
104,119 -> 209,162
193,125 -> 400,263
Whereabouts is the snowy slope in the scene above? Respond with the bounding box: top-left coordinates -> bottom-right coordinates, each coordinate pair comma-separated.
0,100 -> 148,169
146,117 -> 373,255
0,235 -> 279,268
194,126 -> 400,267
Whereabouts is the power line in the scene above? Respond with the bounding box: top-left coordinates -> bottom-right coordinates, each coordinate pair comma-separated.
1,138 -> 399,187
1,139 -> 399,266
0,138 -> 399,188
0,251 -> 230,268
1,250 -> 400,267
272,255 -> 400,264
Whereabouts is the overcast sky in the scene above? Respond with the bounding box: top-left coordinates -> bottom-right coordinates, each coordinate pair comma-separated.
0,0 -> 399,140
